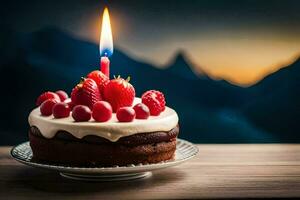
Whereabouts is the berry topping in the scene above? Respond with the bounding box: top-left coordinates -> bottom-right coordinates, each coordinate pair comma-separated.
116,107 -> 136,122
72,105 -> 92,122
63,98 -> 75,110
92,101 -> 112,122
36,91 -> 60,106
71,78 -> 101,109
103,76 -> 135,112
87,70 -> 109,94
141,90 -> 166,116
52,102 -> 70,118
40,99 -> 59,116
133,103 -> 150,119
55,90 -> 69,102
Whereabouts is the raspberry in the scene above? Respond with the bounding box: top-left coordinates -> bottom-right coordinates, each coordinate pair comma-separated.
72,105 -> 92,122
52,102 -> 70,118
92,101 -> 112,122
116,107 -> 136,122
133,103 -> 150,119
141,90 -> 166,116
40,99 -> 59,116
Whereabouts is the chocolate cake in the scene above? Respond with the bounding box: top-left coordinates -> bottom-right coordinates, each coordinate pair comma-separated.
28,97 -> 179,167
29,125 -> 179,166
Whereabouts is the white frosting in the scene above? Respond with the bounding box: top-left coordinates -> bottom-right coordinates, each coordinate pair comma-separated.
28,98 -> 179,142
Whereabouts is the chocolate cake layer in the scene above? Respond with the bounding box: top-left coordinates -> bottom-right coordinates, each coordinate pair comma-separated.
29,125 -> 179,166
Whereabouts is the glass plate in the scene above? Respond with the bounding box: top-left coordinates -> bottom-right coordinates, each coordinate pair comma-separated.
11,139 -> 198,181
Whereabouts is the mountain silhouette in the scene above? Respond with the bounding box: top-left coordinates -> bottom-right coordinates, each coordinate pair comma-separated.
0,26 -> 299,144
243,58 -> 300,140
166,51 -> 201,80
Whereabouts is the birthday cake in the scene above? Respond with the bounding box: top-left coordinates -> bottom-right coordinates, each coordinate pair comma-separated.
28,71 -> 179,166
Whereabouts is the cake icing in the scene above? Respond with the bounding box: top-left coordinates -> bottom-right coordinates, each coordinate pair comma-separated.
28,98 -> 179,142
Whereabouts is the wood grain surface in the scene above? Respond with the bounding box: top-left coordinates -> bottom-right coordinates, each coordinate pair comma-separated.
0,144 -> 300,199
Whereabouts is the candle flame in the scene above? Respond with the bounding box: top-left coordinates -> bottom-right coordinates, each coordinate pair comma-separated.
100,7 -> 113,57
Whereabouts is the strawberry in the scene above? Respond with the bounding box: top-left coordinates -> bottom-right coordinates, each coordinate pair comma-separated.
87,70 -> 109,95
71,78 -> 101,109
103,76 -> 135,112
141,90 -> 166,116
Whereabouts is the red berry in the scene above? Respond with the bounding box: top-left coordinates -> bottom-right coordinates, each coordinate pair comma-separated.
71,78 -> 102,109
103,77 -> 135,112
55,90 -> 69,102
116,107 -> 136,122
36,91 -> 60,106
87,70 -> 109,95
72,105 -> 92,122
141,90 -> 166,116
40,99 -> 59,116
92,101 -> 112,122
133,103 -> 150,119
52,102 -> 70,118
64,98 -> 75,110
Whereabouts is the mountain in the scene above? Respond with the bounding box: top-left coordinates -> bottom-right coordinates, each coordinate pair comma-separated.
166,51 -> 201,80
0,26 -> 299,144
242,58 -> 300,140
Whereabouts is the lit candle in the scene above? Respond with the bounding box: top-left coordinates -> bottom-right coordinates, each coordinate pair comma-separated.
99,7 -> 113,78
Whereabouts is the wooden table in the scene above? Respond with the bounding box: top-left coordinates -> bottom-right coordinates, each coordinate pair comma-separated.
0,144 -> 299,199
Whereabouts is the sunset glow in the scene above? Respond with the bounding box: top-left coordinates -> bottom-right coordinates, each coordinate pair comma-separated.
79,11 -> 300,86
112,31 -> 300,86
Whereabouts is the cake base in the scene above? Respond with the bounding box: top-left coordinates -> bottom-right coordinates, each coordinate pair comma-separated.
29,125 -> 179,167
